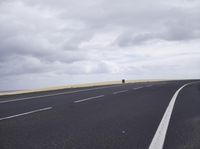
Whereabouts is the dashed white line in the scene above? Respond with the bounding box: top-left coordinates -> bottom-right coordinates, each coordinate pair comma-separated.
132,85 -> 152,90
133,87 -> 143,90
74,95 -> 105,103
146,85 -> 153,87
0,107 -> 52,121
0,85 -> 123,104
149,82 -> 198,149
113,90 -> 128,94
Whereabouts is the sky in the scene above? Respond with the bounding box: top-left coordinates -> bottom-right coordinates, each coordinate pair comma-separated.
0,0 -> 200,90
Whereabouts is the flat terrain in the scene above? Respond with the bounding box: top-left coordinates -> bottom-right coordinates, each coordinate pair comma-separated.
0,80 -> 199,149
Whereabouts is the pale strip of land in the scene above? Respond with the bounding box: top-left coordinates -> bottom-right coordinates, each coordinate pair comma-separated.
0,79 -> 165,96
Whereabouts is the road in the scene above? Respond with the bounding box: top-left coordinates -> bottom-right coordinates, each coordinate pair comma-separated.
0,80 -> 199,149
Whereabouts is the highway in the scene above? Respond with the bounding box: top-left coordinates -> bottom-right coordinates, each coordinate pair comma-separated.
0,80 -> 199,149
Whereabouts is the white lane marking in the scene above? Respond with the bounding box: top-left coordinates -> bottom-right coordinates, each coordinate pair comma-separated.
113,90 -> 128,94
133,87 -> 143,90
0,85 -> 123,104
149,82 -> 198,149
0,107 -> 52,121
146,85 -> 153,87
74,95 -> 105,103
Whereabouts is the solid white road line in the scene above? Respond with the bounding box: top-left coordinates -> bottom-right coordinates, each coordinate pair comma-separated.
0,107 -> 52,121
149,82 -> 197,149
0,85 -> 123,104
113,90 -> 128,94
74,95 -> 105,103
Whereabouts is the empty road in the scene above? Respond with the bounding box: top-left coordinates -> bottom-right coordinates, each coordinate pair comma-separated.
0,80 -> 200,149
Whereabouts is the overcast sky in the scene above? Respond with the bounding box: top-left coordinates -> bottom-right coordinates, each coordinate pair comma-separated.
0,0 -> 200,90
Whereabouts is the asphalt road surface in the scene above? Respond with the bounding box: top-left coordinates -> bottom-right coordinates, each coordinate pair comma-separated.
0,80 -> 199,149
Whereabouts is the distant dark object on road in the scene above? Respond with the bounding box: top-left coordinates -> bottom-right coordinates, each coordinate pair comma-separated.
122,79 -> 125,84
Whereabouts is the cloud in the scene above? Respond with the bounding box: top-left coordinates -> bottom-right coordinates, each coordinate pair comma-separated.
0,0 -> 200,90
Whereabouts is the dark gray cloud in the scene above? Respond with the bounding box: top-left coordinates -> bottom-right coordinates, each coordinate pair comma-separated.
114,6 -> 200,47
